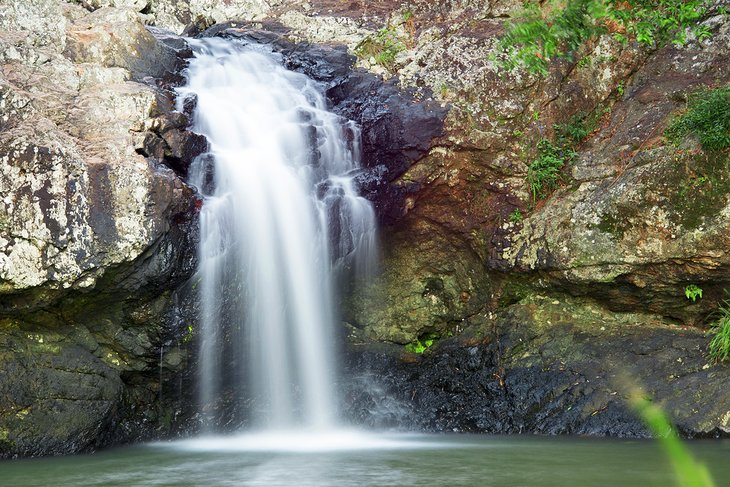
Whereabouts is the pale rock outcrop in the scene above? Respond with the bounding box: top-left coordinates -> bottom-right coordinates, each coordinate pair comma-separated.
149,0 -> 276,34
0,1 -> 183,301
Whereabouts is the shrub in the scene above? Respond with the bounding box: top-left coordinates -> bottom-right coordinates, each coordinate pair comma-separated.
498,0 -> 605,75
665,85 -> 730,152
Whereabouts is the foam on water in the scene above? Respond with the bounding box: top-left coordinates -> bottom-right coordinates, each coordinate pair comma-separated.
160,431 -> 463,453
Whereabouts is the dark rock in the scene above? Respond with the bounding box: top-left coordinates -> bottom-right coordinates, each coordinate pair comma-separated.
147,26 -> 194,59
343,299 -> 730,437
142,132 -> 167,160
0,334 -> 123,457
161,129 -> 209,177
181,94 -> 198,118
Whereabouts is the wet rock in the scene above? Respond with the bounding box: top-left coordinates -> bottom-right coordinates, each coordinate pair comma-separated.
343,296 -> 730,437
204,26 -> 449,223
160,129 -> 209,176
0,324 -> 123,457
344,222 -> 490,343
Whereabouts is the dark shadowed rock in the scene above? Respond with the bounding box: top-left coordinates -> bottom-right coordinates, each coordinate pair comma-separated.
0,0 -> 201,458
161,129 -> 209,177
343,296 -> 730,437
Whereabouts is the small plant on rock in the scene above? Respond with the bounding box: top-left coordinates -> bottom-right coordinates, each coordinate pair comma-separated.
684,284 -> 703,302
509,209 -> 524,223
527,139 -> 575,201
554,105 -> 611,146
356,11 -> 415,72
405,332 -> 440,354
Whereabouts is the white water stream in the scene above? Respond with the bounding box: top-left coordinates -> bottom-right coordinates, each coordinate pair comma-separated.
178,38 -> 377,432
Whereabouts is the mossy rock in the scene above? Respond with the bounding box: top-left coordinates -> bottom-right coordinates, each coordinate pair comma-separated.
344,222 -> 490,344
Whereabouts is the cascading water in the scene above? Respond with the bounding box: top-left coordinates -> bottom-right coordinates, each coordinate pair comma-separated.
178,38 -> 377,432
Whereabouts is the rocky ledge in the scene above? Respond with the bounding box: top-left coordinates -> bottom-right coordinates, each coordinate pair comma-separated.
0,0 -> 199,457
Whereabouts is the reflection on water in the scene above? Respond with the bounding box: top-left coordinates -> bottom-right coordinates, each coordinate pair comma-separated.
1,434 -> 728,487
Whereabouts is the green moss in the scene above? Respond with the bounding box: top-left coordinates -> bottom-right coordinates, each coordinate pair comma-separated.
0,427 -> 15,453
498,280 -> 534,308
669,151 -> 729,229
596,212 -> 628,239
594,149 -> 728,233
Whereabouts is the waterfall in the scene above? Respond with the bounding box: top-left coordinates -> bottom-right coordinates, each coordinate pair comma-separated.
178,38 -> 377,431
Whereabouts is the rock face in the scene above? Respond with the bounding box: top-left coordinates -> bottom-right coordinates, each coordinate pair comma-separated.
227,1 -> 729,437
0,0 -> 198,457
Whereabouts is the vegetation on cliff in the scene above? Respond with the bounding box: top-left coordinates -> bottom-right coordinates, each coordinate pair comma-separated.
498,0 -> 716,75
708,301 -> 730,364
665,84 -> 730,152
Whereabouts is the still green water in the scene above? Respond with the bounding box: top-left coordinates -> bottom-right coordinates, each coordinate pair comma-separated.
1,434 -> 728,487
